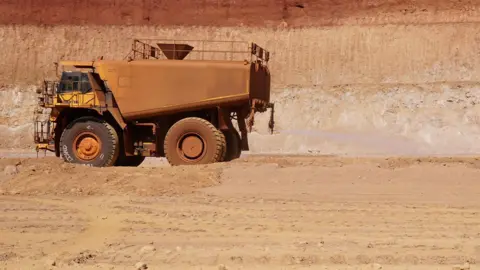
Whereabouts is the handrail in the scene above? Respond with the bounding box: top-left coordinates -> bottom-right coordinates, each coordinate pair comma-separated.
124,39 -> 270,65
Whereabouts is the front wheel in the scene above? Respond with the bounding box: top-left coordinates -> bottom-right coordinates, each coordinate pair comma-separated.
59,117 -> 120,167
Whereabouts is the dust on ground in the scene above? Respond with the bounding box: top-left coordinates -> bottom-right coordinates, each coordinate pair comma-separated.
1,155 -> 479,269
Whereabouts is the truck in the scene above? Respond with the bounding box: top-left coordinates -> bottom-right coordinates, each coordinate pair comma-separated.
33,39 -> 275,167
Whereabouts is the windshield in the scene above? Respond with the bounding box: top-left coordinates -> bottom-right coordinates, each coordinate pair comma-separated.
57,72 -> 92,93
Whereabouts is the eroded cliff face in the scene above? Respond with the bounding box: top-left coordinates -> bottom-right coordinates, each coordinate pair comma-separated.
1,23 -> 480,87
0,1 -> 479,154
1,0 -> 479,26
251,83 -> 480,156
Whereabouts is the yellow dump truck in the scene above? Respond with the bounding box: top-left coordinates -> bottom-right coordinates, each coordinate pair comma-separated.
34,39 -> 274,167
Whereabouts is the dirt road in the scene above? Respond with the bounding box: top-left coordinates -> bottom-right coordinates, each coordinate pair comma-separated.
0,155 -> 479,269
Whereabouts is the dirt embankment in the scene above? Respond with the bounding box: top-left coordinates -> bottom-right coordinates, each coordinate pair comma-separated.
2,23 -> 480,87
1,0 -> 479,26
0,157 -> 223,196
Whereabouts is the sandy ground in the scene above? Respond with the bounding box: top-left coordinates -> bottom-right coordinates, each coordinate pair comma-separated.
1,155 -> 479,270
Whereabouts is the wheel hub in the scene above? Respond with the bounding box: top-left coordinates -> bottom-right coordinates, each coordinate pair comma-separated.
73,132 -> 101,161
178,133 -> 205,160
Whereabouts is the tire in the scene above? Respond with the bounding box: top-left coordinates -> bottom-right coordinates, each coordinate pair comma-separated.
164,117 -> 226,166
221,129 -> 242,162
59,116 -> 120,167
115,154 -> 146,167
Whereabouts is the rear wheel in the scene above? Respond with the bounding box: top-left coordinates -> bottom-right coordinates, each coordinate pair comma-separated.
221,129 -> 242,162
164,117 -> 225,166
59,117 -> 119,167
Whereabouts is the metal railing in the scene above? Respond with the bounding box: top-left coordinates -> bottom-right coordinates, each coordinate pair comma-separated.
34,81 -> 56,147
124,39 -> 270,65
37,81 -> 57,107
33,118 -> 54,144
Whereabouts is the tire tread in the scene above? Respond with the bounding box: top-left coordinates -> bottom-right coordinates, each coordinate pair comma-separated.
164,117 -> 226,166
59,116 -> 119,167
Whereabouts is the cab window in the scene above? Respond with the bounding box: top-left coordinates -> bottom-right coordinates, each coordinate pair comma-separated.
58,72 -> 92,93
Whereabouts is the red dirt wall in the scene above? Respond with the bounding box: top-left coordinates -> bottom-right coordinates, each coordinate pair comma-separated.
1,0 -> 479,27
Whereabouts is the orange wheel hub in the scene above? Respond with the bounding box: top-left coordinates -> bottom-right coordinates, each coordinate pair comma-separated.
177,133 -> 206,161
73,132 -> 102,161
